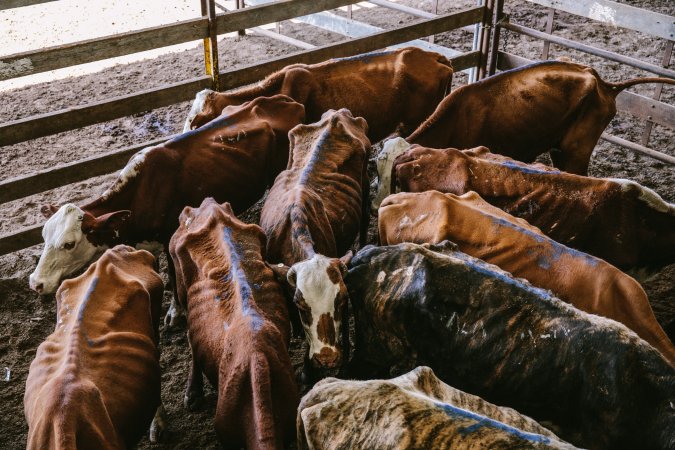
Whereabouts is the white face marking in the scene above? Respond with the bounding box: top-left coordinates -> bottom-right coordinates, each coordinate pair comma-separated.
607,178 -> 675,215
183,88 -> 214,132
100,146 -> 155,201
373,137 -> 412,210
292,254 -> 341,358
29,204 -> 101,294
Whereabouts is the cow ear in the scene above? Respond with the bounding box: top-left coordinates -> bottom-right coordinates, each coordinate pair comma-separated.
287,266 -> 297,288
339,251 -> 353,272
82,210 -> 131,235
269,262 -> 289,282
41,204 -> 60,219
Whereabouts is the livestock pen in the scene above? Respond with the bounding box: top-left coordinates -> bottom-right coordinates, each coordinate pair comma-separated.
0,0 -> 673,448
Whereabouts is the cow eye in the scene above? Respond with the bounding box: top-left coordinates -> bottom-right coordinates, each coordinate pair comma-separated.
63,242 -> 76,250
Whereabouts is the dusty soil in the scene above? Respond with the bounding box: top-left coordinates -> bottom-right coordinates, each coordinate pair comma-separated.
1,1 -> 673,449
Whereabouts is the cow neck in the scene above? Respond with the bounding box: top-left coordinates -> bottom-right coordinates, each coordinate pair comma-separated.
443,195 -> 507,252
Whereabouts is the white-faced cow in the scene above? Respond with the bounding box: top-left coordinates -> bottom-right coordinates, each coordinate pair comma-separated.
298,366 -> 578,449
406,60 -> 675,175
385,143 -> 675,269
169,198 -> 297,449
25,245 -> 165,448
379,190 -> 675,366
260,109 -> 370,383
347,242 -> 675,450
184,47 -> 453,143
29,95 -> 305,326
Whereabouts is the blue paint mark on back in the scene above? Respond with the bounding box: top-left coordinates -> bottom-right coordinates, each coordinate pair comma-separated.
76,277 -> 99,347
500,161 -> 560,175
448,251 -> 556,302
488,216 -> 598,268
222,227 -> 264,331
334,49 -> 396,65
298,127 -> 331,186
434,401 -> 551,444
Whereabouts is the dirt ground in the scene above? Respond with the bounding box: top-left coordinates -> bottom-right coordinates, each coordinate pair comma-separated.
1,1 -> 674,449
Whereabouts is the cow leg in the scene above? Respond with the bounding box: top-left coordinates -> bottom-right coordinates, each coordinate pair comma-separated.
337,305 -> 351,378
163,244 -> 186,328
149,403 -> 168,443
300,353 -> 317,387
184,331 -> 205,410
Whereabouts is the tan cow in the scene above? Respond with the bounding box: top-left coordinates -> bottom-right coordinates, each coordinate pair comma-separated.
387,143 -> 675,269
379,190 -> 675,366
169,198 -> 298,449
406,60 -> 675,174
25,245 -> 164,449
184,47 -> 453,142
29,95 -> 304,326
298,366 -> 578,449
260,109 -> 371,382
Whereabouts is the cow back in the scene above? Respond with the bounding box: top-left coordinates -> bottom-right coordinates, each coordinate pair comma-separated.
260,109 -> 370,264
299,366 -> 577,449
25,245 -> 163,449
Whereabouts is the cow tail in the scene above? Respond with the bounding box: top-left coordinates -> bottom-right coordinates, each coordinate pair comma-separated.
247,353 -> 281,450
606,77 -> 675,96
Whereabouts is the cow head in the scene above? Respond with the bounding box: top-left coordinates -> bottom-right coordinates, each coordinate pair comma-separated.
372,137 -> 411,212
183,89 -> 236,132
29,203 -> 131,295
278,252 -> 352,369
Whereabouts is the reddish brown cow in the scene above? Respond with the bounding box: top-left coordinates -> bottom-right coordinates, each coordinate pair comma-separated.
260,109 -> 371,382
406,60 -> 675,174
389,144 -> 675,268
379,190 -> 675,366
25,245 -> 165,449
169,198 -> 298,449
29,95 -> 305,326
184,47 -> 453,142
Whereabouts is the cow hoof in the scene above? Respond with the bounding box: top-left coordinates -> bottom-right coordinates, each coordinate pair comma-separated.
164,303 -> 186,329
149,405 -> 167,443
184,391 -> 204,411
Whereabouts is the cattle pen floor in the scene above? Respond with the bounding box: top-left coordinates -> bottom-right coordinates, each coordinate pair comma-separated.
1,0 -> 674,448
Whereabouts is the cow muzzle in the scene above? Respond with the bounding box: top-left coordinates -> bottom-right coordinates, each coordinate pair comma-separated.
311,347 -> 341,369
28,273 -> 58,295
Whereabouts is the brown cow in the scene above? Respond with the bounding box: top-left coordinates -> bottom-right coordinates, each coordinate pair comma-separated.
25,245 -> 165,449
379,190 -> 675,366
387,143 -> 675,268
406,60 -> 675,174
184,47 -> 453,142
29,95 -> 305,326
169,198 -> 298,449
260,109 -> 371,382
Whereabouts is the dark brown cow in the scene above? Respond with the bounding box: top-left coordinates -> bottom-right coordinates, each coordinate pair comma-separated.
260,109 -> 371,382
29,95 -> 305,326
387,143 -> 675,268
25,245 -> 164,449
184,47 -> 453,142
347,242 -> 675,450
169,198 -> 298,449
379,190 -> 675,366
406,60 -> 675,174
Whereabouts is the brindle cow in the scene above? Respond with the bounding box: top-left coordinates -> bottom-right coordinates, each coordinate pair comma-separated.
386,143 -> 675,268
379,190 -> 675,366
169,198 -> 297,449
29,95 -> 304,326
25,245 -> 165,448
406,60 -> 675,174
260,109 -> 370,381
347,242 -> 675,450
184,47 -> 453,142
298,366 -> 578,449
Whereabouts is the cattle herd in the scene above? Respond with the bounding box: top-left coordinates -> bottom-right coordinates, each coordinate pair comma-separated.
20,47 -> 675,449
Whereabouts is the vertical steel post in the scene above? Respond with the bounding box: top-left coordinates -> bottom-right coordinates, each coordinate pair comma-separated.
429,0 -> 438,44
201,0 -> 220,91
541,8 -> 555,60
477,0 -> 495,80
348,4 -> 352,19
487,0 -> 504,76
236,0 -> 246,36
640,40 -> 673,146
